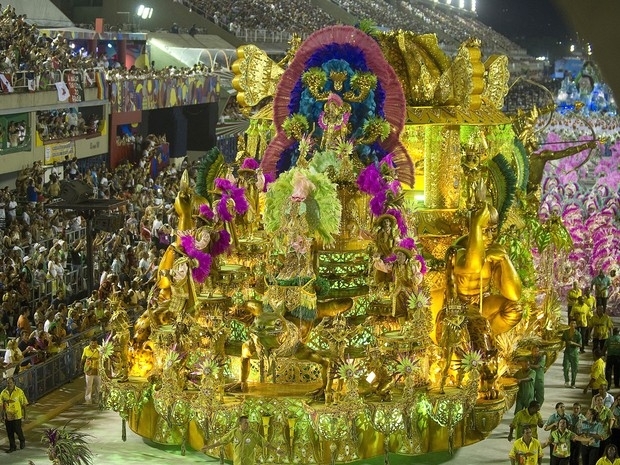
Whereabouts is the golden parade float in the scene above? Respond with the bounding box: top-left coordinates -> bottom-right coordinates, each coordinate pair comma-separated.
101,25 -> 570,462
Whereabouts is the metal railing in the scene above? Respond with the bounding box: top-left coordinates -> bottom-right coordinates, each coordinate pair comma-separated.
235,28 -> 308,43
0,333 -> 93,403
0,67 -> 105,94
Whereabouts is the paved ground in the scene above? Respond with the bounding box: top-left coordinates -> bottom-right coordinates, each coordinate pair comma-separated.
0,332 -> 610,465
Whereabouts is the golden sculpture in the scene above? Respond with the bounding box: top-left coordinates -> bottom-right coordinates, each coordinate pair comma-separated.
526,141 -> 597,194
445,201 -> 523,336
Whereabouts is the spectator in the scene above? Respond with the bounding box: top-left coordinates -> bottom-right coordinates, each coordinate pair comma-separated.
3,337 -> 23,377
16,307 -> 31,337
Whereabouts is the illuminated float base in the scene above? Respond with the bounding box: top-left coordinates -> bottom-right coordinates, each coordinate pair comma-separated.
122,376 -> 509,462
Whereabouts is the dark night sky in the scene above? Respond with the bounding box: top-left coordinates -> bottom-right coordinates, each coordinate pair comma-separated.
475,0 -> 576,58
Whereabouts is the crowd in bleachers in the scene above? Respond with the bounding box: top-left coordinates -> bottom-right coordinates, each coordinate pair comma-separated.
503,77 -> 560,115
36,108 -> 101,142
0,154 -> 202,378
175,0 -> 526,57
0,5 -> 103,93
179,0 -> 335,36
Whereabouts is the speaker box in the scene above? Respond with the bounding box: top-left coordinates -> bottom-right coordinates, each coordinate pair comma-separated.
59,180 -> 93,203
93,214 -> 124,233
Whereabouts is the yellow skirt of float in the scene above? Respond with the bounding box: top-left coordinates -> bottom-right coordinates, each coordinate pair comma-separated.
125,382 -> 506,461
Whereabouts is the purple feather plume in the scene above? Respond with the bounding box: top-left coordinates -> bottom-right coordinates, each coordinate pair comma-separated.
210,229 -> 231,256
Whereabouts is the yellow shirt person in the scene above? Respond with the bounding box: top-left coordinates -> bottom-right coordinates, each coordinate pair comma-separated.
571,301 -> 589,328
1,376 -> 28,452
509,426 -> 543,465
585,351 -> 608,394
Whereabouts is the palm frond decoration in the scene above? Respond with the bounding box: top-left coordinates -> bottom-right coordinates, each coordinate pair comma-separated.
459,350 -> 483,372
356,19 -> 380,38
164,346 -> 182,369
196,147 -> 226,202
407,288 -> 431,311
511,138 -> 529,192
487,153 -> 518,226
195,357 -> 220,377
332,358 -> 363,381
42,423 -> 93,465
100,333 -> 115,362
396,354 -> 418,376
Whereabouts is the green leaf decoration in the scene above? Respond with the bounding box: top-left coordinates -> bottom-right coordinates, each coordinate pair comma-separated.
196,147 -> 225,202
42,423 -> 93,465
357,19 -> 380,38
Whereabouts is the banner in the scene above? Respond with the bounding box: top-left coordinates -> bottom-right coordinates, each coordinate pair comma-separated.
64,71 -> 84,103
0,113 -> 31,154
95,69 -> 106,99
44,140 -> 76,164
0,73 -> 13,93
109,75 -> 219,112
55,81 -> 69,102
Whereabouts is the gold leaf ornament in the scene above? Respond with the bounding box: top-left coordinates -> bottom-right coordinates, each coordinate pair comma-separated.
452,39 -> 485,110
482,55 -> 510,110
232,45 -> 285,107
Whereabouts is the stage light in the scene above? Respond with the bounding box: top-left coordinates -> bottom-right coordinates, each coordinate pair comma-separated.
136,4 -> 153,19
471,0 -> 476,12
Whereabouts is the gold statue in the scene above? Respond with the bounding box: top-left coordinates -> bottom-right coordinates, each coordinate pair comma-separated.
526,141 -> 597,194
436,300 -> 469,393
232,300 -> 340,400
372,214 -> 396,290
108,298 -> 131,382
512,105 -> 597,194
445,202 -> 522,338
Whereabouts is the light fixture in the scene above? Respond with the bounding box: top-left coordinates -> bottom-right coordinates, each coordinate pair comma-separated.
136,4 -> 153,20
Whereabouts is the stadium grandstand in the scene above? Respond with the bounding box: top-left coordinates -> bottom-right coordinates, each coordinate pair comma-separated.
50,0 -> 538,72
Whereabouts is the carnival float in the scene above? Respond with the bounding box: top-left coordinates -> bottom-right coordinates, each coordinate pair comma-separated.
100,25 -> 604,462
